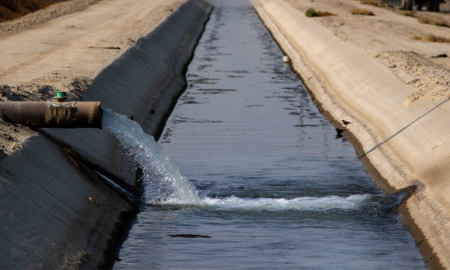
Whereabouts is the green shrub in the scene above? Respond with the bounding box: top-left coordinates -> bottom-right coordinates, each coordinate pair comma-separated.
305,8 -> 316,17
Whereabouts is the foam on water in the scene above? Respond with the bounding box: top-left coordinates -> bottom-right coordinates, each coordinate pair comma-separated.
102,109 -> 370,210
198,194 -> 370,211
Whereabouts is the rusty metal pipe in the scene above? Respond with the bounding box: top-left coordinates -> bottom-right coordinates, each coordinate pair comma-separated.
0,101 -> 102,128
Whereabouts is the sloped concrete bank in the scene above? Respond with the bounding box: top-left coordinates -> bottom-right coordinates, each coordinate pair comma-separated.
254,0 -> 450,269
0,0 -> 213,269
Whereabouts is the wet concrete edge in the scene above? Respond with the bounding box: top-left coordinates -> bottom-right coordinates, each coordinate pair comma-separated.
154,5 -> 214,141
96,2 -> 215,268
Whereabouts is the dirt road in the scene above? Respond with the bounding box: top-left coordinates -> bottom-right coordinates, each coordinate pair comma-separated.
0,0 -> 185,93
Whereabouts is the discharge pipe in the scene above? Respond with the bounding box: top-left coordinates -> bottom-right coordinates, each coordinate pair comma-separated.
0,101 -> 102,128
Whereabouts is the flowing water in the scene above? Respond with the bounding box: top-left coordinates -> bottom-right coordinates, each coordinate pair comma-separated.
110,0 -> 426,268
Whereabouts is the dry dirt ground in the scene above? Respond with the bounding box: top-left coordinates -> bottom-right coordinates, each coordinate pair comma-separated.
0,0 -> 185,155
284,0 -> 450,107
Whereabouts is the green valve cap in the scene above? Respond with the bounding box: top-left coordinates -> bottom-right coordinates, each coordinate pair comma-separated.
54,91 -> 67,102
54,91 -> 67,98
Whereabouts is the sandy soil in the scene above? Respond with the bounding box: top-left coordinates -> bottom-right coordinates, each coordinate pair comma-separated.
284,0 -> 450,107
0,0 -> 186,155
0,0 -> 101,33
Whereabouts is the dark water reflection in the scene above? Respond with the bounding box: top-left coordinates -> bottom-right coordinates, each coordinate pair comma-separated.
114,0 -> 426,269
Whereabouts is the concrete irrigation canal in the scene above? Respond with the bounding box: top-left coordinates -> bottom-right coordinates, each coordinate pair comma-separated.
2,0 -> 450,269
113,1 -> 425,268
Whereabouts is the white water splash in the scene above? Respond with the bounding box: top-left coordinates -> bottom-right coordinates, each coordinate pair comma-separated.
102,109 -> 370,209
102,109 -> 200,204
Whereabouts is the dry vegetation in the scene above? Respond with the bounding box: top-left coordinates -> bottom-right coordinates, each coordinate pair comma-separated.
418,17 -> 450,28
399,11 -> 415,17
349,8 -> 375,15
398,11 -> 449,27
361,0 -> 387,7
305,8 -> 333,17
316,11 -> 333,16
413,34 -> 450,43
0,0 -> 61,23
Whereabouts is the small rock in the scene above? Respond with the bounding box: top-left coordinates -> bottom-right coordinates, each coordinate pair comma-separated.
10,143 -> 19,150
389,64 -> 396,68
87,197 -> 99,206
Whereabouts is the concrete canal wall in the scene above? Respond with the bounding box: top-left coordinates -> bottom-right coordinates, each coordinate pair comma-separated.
254,0 -> 450,268
0,0 -> 213,268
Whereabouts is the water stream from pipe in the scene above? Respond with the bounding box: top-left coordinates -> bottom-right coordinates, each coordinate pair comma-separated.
103,108 -> 370,211
102,109 -> 200,205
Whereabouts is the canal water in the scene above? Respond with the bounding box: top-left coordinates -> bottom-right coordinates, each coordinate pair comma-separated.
113,0 -> 426,268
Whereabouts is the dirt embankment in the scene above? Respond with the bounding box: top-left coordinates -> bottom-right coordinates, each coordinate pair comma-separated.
0,0 -> 61,23
0,0 -> 100,32
284,0 -> 450,107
